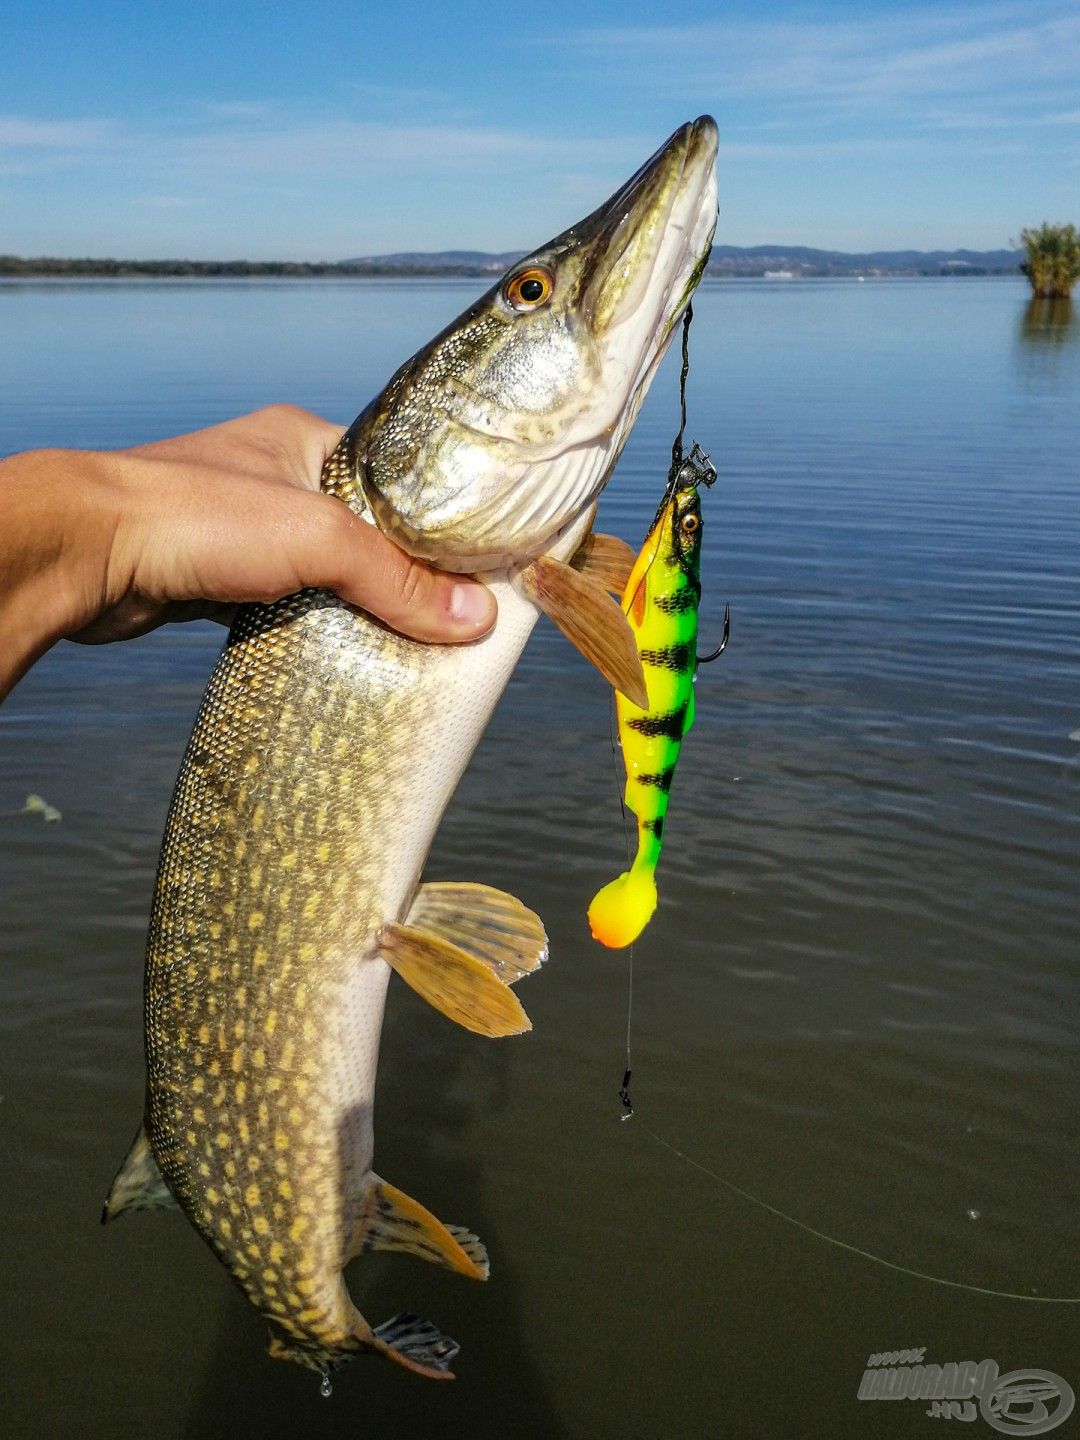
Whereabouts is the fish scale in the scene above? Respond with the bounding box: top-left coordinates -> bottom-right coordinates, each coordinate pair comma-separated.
102,114 -> 719,1382
144,561 -> 534,1365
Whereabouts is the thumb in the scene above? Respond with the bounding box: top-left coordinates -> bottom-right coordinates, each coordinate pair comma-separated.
309,495 -> 497,644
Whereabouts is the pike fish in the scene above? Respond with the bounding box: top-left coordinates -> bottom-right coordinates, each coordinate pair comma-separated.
103,117 -> 718,1382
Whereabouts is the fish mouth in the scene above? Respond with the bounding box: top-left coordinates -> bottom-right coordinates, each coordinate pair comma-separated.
576,115 -> 719,348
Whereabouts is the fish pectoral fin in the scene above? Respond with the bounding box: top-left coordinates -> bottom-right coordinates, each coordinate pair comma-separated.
101,1124 -> 178,1224
569,531 -> 637,596
352,1175 -> 489,1280
520,554 -> 648,709
378,921 -> 532,1037
404,881 -> 547,985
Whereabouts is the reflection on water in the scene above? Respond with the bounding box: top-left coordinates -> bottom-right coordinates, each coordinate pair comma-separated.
2,277 -> 1079,1439
1021,295 -> 1075,344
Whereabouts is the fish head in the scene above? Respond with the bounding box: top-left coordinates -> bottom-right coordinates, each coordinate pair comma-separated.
351,116 -> 719,571
661,482 -> 705,583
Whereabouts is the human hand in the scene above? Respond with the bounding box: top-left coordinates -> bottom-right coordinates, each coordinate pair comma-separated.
0,405 -> 497,699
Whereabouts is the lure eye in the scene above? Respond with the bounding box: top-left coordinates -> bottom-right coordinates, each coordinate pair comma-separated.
681,512 -> 700,536
505,267 -> 554,311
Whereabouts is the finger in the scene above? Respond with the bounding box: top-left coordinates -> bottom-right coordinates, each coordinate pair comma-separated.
309,498 -> 497,644
123,406 -> 345,492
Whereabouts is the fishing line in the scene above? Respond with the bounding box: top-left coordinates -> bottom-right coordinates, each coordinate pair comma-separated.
607,697 -> 635,1119
669,302 -> 693,474
601,306 -> 1078,1304
610,302 -> 704,1122
618,1118 -> 1080,1305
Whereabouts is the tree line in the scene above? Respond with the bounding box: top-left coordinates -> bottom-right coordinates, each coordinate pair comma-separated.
0,256 -> 499,278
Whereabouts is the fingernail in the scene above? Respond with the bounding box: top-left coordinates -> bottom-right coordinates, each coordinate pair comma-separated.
450,582 -> 494,629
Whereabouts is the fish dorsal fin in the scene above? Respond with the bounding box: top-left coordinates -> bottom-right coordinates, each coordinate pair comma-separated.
569,532 -> 637,597
405,881 -> 547,985
351,1175 -> 489,1280
379,925 -> 531,1038
520,555 -> 648,708
101,1125 -> 177,1224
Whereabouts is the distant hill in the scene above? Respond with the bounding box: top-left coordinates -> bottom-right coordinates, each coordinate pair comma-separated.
348,245 -> 1024,278
0,246 -> 1025,280
340,250 -> 526,273
706,245 -> 1023,276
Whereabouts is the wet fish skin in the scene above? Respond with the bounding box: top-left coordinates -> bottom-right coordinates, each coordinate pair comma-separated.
107,117 -> 719,1381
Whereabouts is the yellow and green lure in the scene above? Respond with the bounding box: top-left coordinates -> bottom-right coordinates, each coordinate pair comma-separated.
588,458 -> 726,949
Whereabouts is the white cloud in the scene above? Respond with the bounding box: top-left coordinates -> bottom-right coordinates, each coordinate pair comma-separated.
198,101 -> 270,121
573,5 -> 1080,117
134,195 -> 206,209
0,109 -> 634,181
170,118 -> 631,177
0,115 -> 118,149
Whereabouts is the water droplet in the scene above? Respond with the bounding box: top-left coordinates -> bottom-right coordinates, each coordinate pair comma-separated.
966,1208 -> 981,1221
320,1374 -> 333,1399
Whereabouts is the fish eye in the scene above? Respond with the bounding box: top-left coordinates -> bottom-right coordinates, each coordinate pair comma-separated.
681,512 -> 700,535
505,267 -> 554,311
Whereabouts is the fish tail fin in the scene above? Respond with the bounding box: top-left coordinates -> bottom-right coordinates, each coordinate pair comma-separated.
587,865 -> 658,949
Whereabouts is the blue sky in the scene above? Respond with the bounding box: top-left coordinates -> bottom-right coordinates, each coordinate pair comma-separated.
2,0 -> 1078,258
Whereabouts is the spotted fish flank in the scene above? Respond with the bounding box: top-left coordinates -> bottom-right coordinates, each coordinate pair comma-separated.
104,117 -> 719,1383
588,481 -> 711,950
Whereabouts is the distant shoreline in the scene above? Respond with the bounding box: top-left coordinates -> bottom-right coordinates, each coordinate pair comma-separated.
0,258 -> 486,279
0,249 -> 1024,281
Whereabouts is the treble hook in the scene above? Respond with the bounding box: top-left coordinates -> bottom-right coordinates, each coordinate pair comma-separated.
698,602 -> 730,664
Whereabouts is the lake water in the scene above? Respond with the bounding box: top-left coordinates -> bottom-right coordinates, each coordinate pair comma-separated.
1,277 -> 1078,1438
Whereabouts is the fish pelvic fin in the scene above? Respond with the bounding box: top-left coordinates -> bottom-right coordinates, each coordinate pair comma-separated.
101,1124 -> 178,1224
587,866 -> 658,949
379,881 -> 548,1037
351,1175 -> 489,1280
569,531 -> 637,596
380,923 -> 531,1037
520,554 -> 648,708
405,881 -> 547,985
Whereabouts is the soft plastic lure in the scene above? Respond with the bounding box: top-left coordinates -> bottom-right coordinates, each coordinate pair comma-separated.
588,453 -> 726,949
